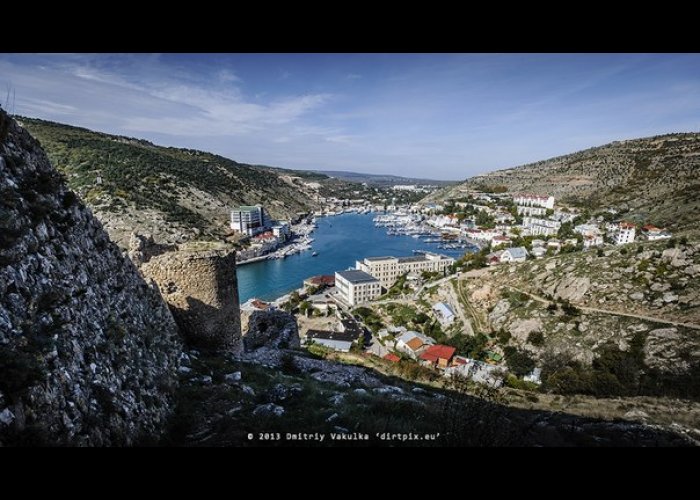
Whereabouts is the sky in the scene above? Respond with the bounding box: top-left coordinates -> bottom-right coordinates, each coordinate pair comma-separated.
1,53 -> 699,180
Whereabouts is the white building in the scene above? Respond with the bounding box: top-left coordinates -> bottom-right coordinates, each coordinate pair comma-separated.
575,223 -> 604,248
270,221 -> 291,241
583,234 -> 604,248
517,205 -> 546,217
513,193 -> 555,210
531,246 -> 547,259
490,235 -> 510,248
306,329 -> 356,352
642,225 -> 672,241
356,253 -> 454,289
335,270 -> 381,306
615,222 -> 636,245
395,331 -> 435,360
522,216 -> 561,237
500,247 -> 528,263
432,302 -> 456,326
230,205 -> 270,236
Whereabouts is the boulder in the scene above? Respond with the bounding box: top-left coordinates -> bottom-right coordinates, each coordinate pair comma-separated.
554,276 -> 590,302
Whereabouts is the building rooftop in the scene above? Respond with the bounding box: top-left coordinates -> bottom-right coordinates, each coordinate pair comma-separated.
396,255 -> 428,263
336,270 -> 379,284
340,319 -> 364,339
365,256 -> 395,262
232,205 -> 262,211
432,302 -> 455,317
383,353 -> 401,363
419,345 -> 456,363
307,329 -> 356,343
304,275 -> 335,286
504,247 -> 528,259
406,337 -> 426,351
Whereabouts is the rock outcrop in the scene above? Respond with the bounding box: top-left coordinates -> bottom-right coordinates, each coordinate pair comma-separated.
243,310 -> 300,351
0,111 -> 182,446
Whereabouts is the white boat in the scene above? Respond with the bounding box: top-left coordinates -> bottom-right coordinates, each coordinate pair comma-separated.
312,251 -> 318,257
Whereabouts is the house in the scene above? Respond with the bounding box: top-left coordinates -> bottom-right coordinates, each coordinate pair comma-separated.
444,358 -> 504,388
240,297 -> 272,313
486,251 -> 504,266
583,234 -> 604,248
615,222 -> 636,245
432,302 -> 456,326
306,329 -> 357,352
500,247 -> 528,263
490,235 -> 510,249
383,353 -> 401,363
531,246 -> 547,259
547,239 -> 562,251
531,239 -> 546,248
303,275 -> 335,289
642,224 -> 672,241
395,331 -> 435,359
419,345 -> 456,369
306,289 -> 337,312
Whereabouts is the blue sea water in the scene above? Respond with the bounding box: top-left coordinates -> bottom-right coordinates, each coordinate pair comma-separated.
236,213 -> 472,302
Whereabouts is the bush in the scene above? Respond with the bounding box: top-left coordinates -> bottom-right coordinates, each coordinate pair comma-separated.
504,348 -> 536,377
496,328 -> 511,344
527,331 -> 545,346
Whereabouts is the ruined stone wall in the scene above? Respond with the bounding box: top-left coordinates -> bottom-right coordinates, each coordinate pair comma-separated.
139,249 -> 242,353
0,111 -> 182,446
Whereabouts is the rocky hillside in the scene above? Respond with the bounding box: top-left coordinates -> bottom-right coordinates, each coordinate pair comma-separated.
0,111 -> 182,445
165,315 -> 696,446
450,239 -> 700,401
430,133 -> 700,233
18,117 -> 329,247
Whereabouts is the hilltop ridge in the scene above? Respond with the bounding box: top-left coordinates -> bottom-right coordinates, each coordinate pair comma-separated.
428,132 -> 700,234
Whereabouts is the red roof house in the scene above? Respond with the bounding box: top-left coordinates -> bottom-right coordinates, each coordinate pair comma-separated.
383,353 -> 401,363
419,345 -> 456,369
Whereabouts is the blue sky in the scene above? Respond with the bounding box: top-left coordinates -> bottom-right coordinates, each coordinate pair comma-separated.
1,53 -> 699,180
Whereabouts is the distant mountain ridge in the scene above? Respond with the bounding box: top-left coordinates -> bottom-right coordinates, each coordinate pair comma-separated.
428,132 -> 700,234
311,170 -> 456,187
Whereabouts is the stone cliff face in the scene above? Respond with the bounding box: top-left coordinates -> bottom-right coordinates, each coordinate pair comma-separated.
0,111 -> 182,446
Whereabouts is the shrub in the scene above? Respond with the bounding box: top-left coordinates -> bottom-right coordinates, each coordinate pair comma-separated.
527,331 -> 545,346
504,348 -> 536,377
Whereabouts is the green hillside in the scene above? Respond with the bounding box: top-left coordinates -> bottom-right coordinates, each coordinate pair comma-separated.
18,117 -> 329,247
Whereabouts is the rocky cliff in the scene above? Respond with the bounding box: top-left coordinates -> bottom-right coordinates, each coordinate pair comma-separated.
0,111 -> 182,446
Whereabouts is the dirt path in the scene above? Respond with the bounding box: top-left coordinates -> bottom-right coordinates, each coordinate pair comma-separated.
505,285 -> 700,331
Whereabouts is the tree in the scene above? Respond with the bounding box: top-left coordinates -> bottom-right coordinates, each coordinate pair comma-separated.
504,347 -> 536,377
298,301 -> 311,316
